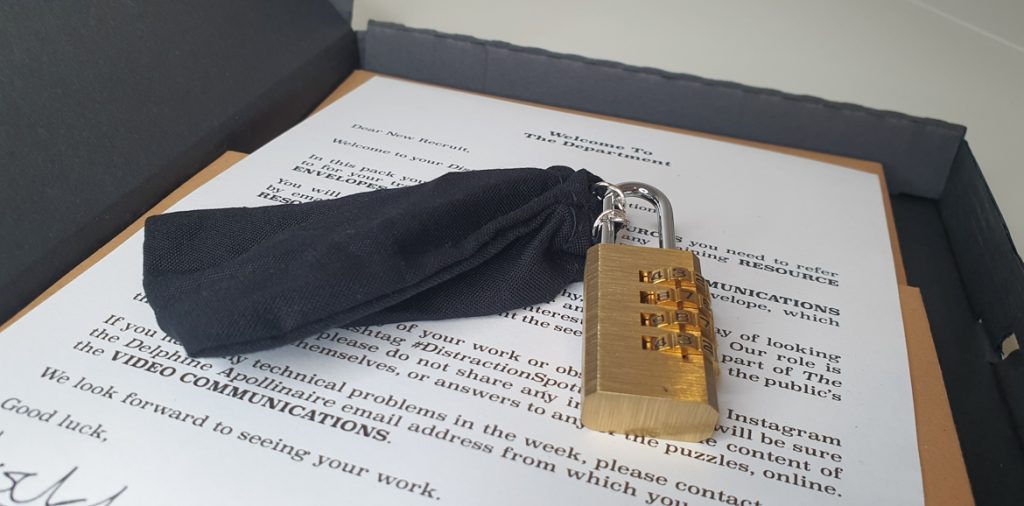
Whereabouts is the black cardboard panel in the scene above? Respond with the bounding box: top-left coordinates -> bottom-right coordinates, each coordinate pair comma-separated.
940,141 -> 1024,348
893,195 -> 1024,505
0,0 -> 359,323
995,352 -> 1024,454
995,351 -> 1024,454
362,21 -> 966,199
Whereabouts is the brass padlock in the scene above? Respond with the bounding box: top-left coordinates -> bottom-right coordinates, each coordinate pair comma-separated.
581,182 -> 719,442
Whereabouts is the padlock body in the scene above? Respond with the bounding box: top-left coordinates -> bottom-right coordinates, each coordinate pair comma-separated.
581,242 -> 719,442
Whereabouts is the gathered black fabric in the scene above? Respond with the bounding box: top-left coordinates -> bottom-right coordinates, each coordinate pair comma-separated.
143,166 -> 603,357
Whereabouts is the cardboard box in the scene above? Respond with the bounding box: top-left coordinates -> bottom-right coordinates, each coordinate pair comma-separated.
1,3 -> 1019,503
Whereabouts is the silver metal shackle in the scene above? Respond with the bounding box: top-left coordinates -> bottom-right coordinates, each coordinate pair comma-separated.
593,181 -> 676,249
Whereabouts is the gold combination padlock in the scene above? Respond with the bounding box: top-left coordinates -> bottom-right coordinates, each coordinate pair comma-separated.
581,182 -> 719,442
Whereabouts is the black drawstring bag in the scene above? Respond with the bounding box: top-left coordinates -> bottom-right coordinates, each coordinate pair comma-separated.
143,166 -> 602,357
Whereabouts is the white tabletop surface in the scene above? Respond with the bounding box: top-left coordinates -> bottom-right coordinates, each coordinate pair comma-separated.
353,0 -> 1023,245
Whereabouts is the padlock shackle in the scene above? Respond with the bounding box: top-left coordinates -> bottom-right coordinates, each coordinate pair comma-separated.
619,182 -> 676,250
597,186 -> 623,245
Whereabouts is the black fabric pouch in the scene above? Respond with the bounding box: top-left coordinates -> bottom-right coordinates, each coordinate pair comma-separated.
143,166 -> 602,357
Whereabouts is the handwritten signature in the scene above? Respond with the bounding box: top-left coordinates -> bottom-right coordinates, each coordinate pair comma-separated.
0,459 -> 126,506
